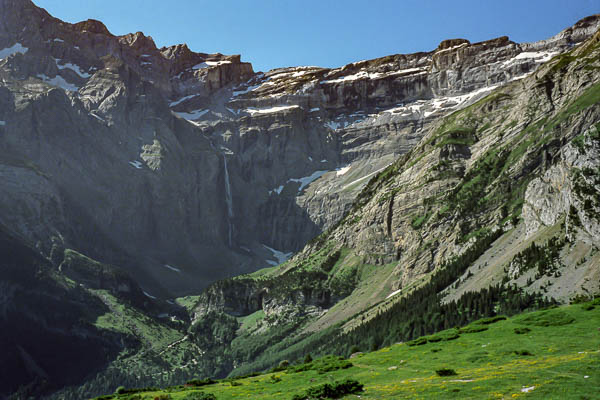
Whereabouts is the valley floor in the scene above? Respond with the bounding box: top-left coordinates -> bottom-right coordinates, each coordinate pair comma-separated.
95,300 -> 600,399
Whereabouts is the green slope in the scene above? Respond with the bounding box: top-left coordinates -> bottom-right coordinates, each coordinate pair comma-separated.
94,300 -> 600,399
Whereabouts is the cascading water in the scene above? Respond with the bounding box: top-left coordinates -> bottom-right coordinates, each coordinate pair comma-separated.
223,156 -> 234,247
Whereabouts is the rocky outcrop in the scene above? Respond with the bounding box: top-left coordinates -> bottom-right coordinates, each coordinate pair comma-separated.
523,126 -> 600,242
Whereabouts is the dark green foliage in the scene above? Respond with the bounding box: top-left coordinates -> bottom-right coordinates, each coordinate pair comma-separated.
435,368 -> 457,377
472,316 -> 507,325
406,337 -> 428,346
514,310 -> 575,327
182,392 -> 216,400
514,350 -> 533,356
459,325 -> 488,334
582,304 -> 595,311
270,375 -> 281,384
185,379 -> 216,387
508,237 -> 566,279
411,212 -> 431,229
303,354 -> 313,364
115,386 -> 126,394
292,379 -> 363,400
514,327 -> 531,335
189,312 -> 239,347
153,395 -> 172,400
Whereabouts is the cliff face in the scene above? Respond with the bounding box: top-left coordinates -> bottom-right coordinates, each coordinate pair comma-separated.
0,0 -> 598,299
195,28 -> 600,336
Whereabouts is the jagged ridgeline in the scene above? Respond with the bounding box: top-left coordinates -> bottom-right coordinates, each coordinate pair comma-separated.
1,0 -> 600,397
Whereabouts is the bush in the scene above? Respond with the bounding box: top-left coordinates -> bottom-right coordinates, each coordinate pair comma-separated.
182,393 -> 216,400
436,368 -> 458,376
293,379 -> 364,400
459,325 -> 489,334
303,354 -> 313,363
153,395 -> 172,400
514,327 -> 531,334
185,379 -> 216,387
406,337 -> 428,346
115,386 -> 126,395
473,315 -> 507,325
582,304 -> 595,311
514,350 -> 533,356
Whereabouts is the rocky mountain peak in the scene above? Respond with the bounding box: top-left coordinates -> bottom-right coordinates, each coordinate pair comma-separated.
72,19 -> 112,36
436,38 -> 470,51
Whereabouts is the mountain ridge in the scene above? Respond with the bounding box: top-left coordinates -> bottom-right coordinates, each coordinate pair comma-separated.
1,3 -> 600,398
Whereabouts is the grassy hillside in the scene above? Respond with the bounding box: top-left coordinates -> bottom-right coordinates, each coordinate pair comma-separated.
93,299 -> 600,399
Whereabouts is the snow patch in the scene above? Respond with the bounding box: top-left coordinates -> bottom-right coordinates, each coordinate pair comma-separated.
164,264 -> 181,273
232,84 -> 261,97
0,43 -> 28,59
174,109 -> 210,120
310,107 -> 320,112
37,74 -> 79,92
435,43 -> 468,54
387,288 -> 402,299
263,244 -> 293,265
53,38 -> 64,43
192,60 -> 232,70
129,161 -> 143,169
143,291 -> 157,299
325,121 -> 343,130
56,60 -> 91,78
521,386 -> 535,393
341,164 -> 391,191
245,105 -> 299,115
271,185 -> 284,195
322,70 -> 385,84
336,166 -> 351,176
89,112 -> 105,122
0,121 -> 5,126
290,170 -> 329,192
502,51 -> 558,68
170,94 -> 198,107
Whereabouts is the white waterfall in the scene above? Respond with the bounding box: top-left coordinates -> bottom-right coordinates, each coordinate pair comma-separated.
223,156 -> 234,247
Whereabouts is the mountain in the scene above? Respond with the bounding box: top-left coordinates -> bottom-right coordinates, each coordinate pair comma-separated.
1,0 -> 599,397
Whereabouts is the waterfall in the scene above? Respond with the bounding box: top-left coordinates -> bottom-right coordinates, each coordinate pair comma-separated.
223,156 -> 234,247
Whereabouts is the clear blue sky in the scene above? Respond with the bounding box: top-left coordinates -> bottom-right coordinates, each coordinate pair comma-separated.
33,0 -> 599,72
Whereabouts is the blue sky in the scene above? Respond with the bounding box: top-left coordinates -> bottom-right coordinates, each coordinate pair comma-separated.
34,0 -> 599,72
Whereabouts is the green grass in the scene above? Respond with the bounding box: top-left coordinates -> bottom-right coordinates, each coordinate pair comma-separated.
237,310 -> 265,333
94,301 -> 600,399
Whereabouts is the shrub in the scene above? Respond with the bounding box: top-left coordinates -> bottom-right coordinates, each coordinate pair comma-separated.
270,375 -> 282,383
182,393 -> 216,400
436,368 -> 458,376
514,327 -> 531,334
514,350 -> 533,356
459,325 -> 489,334
185,379 -> 216,387
153,395 -> 171,400
406,337 -> 428,346
115,386 -> 126,395
473,315 -> 507,325
303,354 -> 313,363
293,379 -> 364,400
582,304 -> 595,311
